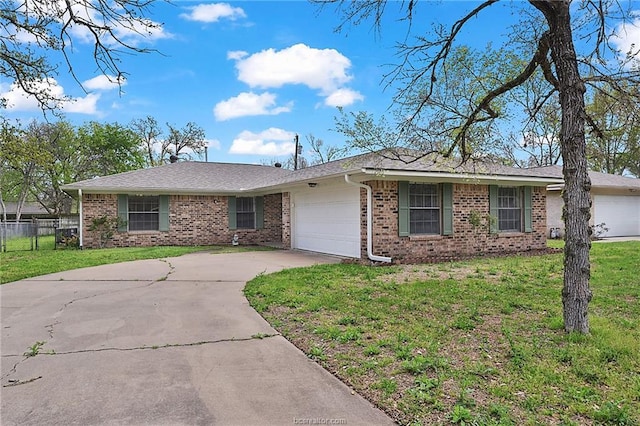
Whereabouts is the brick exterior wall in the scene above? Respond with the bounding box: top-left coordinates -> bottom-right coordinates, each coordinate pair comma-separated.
362,181 -> 548,263
81,193 -> 283,249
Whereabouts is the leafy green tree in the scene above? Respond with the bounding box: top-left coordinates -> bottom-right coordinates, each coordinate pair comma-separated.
76,122 -> 145,176
586,85 -> 640,176
324,1 -> 640,333
0,121 -> 53,220
2,120 -> 147,216
27,121 -> 79,215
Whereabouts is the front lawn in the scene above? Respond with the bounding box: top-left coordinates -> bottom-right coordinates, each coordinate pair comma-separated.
245,242 -> 640,425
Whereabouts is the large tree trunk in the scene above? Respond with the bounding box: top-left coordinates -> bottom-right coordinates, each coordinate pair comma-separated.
535,0 -> 592,333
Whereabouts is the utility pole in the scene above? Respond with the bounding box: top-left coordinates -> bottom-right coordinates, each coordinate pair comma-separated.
294,134 -> 299,171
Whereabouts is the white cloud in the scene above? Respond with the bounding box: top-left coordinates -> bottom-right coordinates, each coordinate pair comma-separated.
520,132 -> 558,148
229,128 -> 296,156
180,3 -> 246,23
214,91 -> 292,121
324,88 -> 364,107
1,78 -> 99,114
206,139 -> 221,150
227,50 -> 248,60
612,12 -> 640,68
63,93 -> 101,114
231,43 -> 354,94
83,74 -> 126,91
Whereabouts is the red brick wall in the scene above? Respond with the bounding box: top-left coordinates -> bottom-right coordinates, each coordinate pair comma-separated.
362,181 -> 548,263
81,193 -> 283,248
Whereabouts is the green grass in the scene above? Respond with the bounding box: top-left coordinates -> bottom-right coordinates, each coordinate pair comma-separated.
0,244 -> 273,284
2,234 -> 57,251
245,241 -> 640,425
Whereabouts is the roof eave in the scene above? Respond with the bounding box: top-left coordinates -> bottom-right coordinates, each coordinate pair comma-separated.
548,183 -> 640,192
61,186 -> 257,196
361,168 -> 564,185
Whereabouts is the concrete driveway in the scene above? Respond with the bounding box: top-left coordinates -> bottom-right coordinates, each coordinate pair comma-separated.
1,250 -> 394,426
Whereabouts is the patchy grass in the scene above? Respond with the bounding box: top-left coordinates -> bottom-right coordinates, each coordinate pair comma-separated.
0,244 -> 273,284
245,242 -> 640,425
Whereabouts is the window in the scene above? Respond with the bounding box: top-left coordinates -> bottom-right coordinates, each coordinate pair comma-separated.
117,194 -> 169,232
128,196 -> 160,231
398,182 -> 453,237
236,197 -> 256,229
489,186 -> 533,234
497,187 -> 522,232
409,183 -> 440,234
228,196 -> 264,230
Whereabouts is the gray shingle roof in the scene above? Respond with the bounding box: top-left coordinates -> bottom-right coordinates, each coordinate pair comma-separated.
62,161 -> 294,194
63,151 -> 640,196
258,151 -> 565,189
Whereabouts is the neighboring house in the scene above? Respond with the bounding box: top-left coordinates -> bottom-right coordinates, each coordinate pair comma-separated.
61,151 -> 563,263
542,165 -> 640,238
1,202 -> 54,221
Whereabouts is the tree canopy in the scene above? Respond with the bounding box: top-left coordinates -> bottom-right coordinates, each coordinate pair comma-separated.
0,119 -> 145,218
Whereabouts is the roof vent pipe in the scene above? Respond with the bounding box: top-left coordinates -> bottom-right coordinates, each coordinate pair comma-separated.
169,155 -> 179,163
344,174 -> 392,263
274,162 -> 282,168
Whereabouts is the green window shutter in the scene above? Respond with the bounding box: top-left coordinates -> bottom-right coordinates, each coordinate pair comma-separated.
398,181 -> 410,237
159,195 -> 170,231
442,183 -> 453,235
228,196 -> 237,230
117,194 -> 128,232
489,185 -> 498,234
255,196 -> 264,229
523,186 -> 533,233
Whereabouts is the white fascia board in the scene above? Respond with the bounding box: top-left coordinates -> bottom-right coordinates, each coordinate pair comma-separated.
548,183 -> 640,192
66,187 -> 247,196
360,168 -> 564,185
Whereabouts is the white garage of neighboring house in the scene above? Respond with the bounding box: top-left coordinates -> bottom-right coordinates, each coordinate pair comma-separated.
545,166 -> 640,238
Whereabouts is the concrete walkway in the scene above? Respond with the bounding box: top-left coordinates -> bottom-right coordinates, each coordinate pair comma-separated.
1,250 -> 395,426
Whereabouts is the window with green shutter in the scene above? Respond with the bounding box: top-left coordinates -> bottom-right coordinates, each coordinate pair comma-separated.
229,196 -> 264,230
398,182 -> 453,236
489,185 -> 533,233
398,181 -> 410,237
117,194 -> 128,232
117,195 -> 169,232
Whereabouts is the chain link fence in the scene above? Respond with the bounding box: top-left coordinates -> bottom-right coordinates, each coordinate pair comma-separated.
0,217 -> 80,252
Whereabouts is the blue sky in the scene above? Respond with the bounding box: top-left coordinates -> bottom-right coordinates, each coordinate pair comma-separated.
2,1 -> 639,165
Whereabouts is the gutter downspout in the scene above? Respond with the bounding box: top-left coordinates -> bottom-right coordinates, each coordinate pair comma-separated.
344,175 -> 392,263
78,189 -> 83,249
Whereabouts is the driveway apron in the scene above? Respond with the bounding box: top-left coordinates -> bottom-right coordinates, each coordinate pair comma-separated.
1,250 -> 395,425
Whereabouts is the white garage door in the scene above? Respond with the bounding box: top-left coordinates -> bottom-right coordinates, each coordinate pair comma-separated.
593,195 -> 640,237
292,184 -> 361,258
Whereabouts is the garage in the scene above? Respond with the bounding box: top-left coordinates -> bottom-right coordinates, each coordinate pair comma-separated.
593,195 -> 640,237
292,183 -> 361,258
